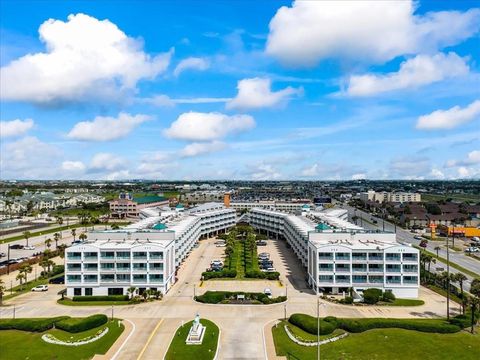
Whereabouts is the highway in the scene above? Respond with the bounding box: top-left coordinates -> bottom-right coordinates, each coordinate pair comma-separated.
341,204 -> 479,291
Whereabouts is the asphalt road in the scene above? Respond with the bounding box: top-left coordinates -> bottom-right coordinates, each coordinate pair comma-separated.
342,204 -> 479,290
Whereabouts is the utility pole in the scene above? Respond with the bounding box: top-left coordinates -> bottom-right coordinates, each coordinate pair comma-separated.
446,224 -> 453,320
7,244 -> 10,275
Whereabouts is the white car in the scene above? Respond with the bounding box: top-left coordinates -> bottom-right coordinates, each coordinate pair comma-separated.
23,246 -> 35,250
31,285 -> 48,292
264,288 -> 272,298
216,243 -> 226,247
211,260 -> 223,267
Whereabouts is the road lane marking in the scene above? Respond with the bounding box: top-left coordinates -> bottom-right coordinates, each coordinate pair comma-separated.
111,319 -> 136,360
136,318 -> 163,360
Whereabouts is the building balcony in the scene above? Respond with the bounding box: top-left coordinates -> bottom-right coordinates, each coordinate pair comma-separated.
335,268 -> 350,272
116,267 -> 131,272
83,279 -> 98,283
132,257 -> 148,261
352,268 -> 367,273
352,257 -> 367,261
84,256 -> 98,261
67,255 -> 82,261
83,268 -> 98,272
368,268 -> 383,272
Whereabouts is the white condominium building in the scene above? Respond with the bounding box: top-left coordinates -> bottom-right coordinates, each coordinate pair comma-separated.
230,201 -> 313,212
359,190 -> 421,203
249,208 -> 419,298
65,203 -> 236,297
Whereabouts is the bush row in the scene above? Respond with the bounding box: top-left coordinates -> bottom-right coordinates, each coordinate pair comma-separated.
201,269 -> 237,280
288,313 -> 461,335
55,314 -> 108,333
245,270 -> 280,280
195,291 -> 286,304
72,295 -> 129,302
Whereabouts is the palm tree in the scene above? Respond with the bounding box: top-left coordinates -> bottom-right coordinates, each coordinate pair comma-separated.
16,272 -> 26,290
46,259 -> 55,273
127,286 -> 137,299
57,244 -> 67,259
111,224 -> 120,230
419,239 -> 428,251
53,232 -> 60,249
45,238 -> 52,250
434,246 -> 441,258
469,279 -> 480,333
39,258 -> 49,275
23,231 -> 31,247
71,228 -> 77,242
79,233 -> 87,242
454,273 -> 468,313
20,264 -> 33,283
0,278 -> 6,305
57,216 -> 63,226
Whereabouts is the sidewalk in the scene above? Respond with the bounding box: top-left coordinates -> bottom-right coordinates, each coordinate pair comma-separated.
92,319 -> 134,360
264,320 -> 284,360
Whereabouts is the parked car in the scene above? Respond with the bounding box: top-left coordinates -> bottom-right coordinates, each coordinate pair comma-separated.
465,247 -> 480,253
256,241 -> 267,246
31,285 -> 48,292
9,244 -> 24,249
49,276 -> 64,284
211,260 -> 223,267
216,243 -> 226,247
264,288 -> 272,298
414,235 -> 423,240
23,246 -> 35,250
214,240 -> 226,245
0,252 -> 6,257
472,237 -> 480,242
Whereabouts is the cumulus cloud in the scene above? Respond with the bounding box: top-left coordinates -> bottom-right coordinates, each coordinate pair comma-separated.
389,156 -> 431,179
67,112 -> 151,141
140,94 -> 230,107
249,163 -> 282,181
0,13 -> 173,105
266,1 -> 480,66
180,141 -> 226,157
173,57 -> 209,77
164,112 -> 255,141
62,161 -> 86,172
0,118 -> 34,138
351,173 -> 367,180
301,164 -> 320,177
89,153 -> 126,172
0,136 -> 60,179
416,100 -> 480,130
446,150 -> 480,167
347,52 -> 469,96
226,77 -> 302,110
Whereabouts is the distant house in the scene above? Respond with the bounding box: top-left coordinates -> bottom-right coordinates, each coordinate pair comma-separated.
109,193 -> 169,218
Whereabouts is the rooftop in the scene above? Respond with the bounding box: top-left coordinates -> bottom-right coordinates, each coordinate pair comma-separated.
135,195 -> 168,204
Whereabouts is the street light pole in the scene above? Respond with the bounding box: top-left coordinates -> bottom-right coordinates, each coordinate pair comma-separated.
446,224 -> 453,320
7,244 -> 10,275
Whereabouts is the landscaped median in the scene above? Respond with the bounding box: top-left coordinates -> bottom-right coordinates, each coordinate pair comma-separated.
271,313 -> 480,360
0,314 -> 124,359
165,318 -> 219,360
58,289 -> 163,306
195,290 -> 286,305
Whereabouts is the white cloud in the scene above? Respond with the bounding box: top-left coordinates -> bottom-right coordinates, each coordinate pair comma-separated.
266,1 -> 480,66
0,118 -> 34,138
62,161 -> 86,172
389,156 -> 431,179
173,57 -> 209,77
0,136 -> 60,179
351,173 -> 367,180
0,13 -> 173,105
416,100 -> 480,130
249,164 -> 281,181
347,52 -> 469,96
430,168 -> 445,179
140,94 -> 230,107
164,112 -> 255,141
301,164 -> 320,177
446,150 -> 480,167
67,112 -> 151,141
180,141 -> 226,157
89,153 -> 126,172
226,77 -> 302,110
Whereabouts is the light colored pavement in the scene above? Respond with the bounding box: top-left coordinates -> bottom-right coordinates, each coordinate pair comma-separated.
1,236 -> 459,359
0,256 -> 63,289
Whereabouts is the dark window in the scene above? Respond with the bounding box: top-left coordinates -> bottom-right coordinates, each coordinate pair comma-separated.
138,287 -> 146,295
74,288 -> 82,296
108,288 -> 123,295
85,288 -> 93,296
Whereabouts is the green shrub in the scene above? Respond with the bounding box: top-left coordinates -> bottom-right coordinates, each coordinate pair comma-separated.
0,316 -> 69,332
449,312 -> 479,329
196,291 -> 286,304
196,291 -> 229,304
55,314 -> 108,333
382,290 -> 396,302
288,314 -> 461,335
201,269 -> 237,280
340,296 -> 354,304
363,288 -> 383,304
72,295 -> 129,302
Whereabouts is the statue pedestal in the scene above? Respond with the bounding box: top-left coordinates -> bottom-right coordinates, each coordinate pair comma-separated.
186,320 -> 206,345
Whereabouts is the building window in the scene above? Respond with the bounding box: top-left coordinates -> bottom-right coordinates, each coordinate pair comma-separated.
74,288 -> 82,296
85,288 -> 93,296
108,288 -> 123,295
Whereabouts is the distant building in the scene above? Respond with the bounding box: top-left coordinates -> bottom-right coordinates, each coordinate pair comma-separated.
230,200 -> 313,213
359,190 -> 421,204
109,193 -> 169,218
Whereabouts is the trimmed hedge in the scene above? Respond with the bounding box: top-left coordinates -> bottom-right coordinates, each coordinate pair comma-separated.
195,291 -> 286,304
288,313 -> 461,335
0,316 -> 69,332
245,270 -> 280,280
201,269 -> 237,280
55,314 -> 108,333
72,295 -> 129,302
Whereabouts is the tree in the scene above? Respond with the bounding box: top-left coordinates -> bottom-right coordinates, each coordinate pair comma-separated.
53,232 -> 60,249
79,233 -> 88,242
127,286 -> 137,299
0,278 -> 6,305
19,264 -> 33,283
469,280 -> 480,333
44,238 -> 52,250
454,273 -> 468,313
57,244 -> 67,259
419,239 -> 428,250
39,258 -> 49,275
16,272 -> 26,290
23,231 -> 31,247
111,224 -> 120,230
56,216 -> 63,226
434,246 -> 441,258
71,228 -> 77,242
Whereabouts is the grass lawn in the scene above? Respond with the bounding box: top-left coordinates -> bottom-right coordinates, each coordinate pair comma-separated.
58,298 -> 133,306
283,321 -> 345,342
421,193 -> 480,204
3,272 -> 64,301
272,323 -> 480,360
50,207 -> 110,218
165,319 -> 219,360
380,298 -> 425,306
0,319 -> 124,360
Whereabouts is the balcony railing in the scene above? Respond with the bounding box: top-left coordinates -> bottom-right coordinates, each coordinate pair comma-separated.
386,256 -> 401,261
335,268 -> 350,272
83,278 -> 98,283
403,267 -> 418,273
335,278 -> 351,283
352,256 -> 367,261
386,268 -> 401,273
386,279 -> 401,284
368,268 -> 383,272
84,256 -> 98,261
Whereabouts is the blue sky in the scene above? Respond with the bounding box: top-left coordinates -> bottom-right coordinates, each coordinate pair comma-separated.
0,0 -> 479,180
